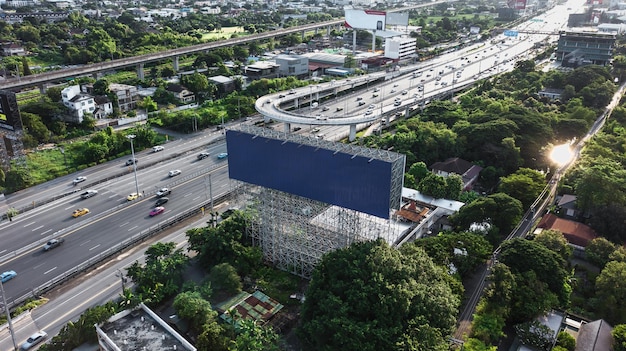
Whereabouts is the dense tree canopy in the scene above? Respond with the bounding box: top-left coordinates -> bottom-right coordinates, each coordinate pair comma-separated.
299,239 -> 459,351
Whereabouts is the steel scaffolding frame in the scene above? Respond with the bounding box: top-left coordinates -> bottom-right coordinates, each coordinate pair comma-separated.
231,126 -> 406,278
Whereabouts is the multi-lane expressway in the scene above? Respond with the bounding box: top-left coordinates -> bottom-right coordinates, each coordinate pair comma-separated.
255,8 -> 569,141
0,135 -> 229,306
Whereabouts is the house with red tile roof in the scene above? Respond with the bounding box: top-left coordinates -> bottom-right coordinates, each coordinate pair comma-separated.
535,213 -> 598,256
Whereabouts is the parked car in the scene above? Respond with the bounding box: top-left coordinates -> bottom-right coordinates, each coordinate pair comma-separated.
125,159 -> 138,166
197,152 -> 211,160
80,190 -> 98,199
217,153 -> 228,159
43,238 -> 65,251
72,208 -> 90,218
156,188 -> 171,197
152,146 -> 164,152
72,176 -> 87,185
168,169 -> 181,177
0,270 -> 17,283
149,206 -> 165,217
155,197 -> 169,206
19,331 -> 47,350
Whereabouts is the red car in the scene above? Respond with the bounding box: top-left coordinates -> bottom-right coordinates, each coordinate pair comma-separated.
149,206 -> 165,217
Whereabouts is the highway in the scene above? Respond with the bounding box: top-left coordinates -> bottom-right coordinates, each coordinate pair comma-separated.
0,132 -> 231,305
256,11 -> 568,140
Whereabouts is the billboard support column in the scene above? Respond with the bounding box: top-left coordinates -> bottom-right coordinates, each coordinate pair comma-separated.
371,30 -> 376,52
173,56 -> 179,72
352,31 -> 357,55
284,123 -> 290,134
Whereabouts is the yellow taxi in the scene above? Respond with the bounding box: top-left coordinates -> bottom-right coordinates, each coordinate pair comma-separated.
127,192 -> 141,201
72,208 -> 90,218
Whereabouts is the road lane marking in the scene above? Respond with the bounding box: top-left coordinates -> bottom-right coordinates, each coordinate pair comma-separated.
80,240 -> 91,246
193,196 -> 201,201
108,194 -> 117,198
33,262 -> 46,270
41,229 -> 52,236
23,221 -> 36,227
119,221 -> 129,227
184,193 -> 192,197
31,225 -> 44,232
89,244 -> 100,251
127,226 -> 138,232
44,267 -> 57,275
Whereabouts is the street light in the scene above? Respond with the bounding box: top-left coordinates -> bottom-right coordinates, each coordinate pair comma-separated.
127,134 -> 140,197
1,279 -> 18,350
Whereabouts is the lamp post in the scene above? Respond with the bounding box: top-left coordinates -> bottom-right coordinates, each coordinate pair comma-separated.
127,134 -> 140,197
60,146 -> 68,171
1,279 -> 18,350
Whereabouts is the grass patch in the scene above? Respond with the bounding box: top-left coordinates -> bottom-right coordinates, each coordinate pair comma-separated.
200,26 -> 247,40
24,149 -> 75,183
254,266 -> 303,306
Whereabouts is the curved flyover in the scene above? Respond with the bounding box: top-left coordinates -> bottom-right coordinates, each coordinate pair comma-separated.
255,71 -> 404,140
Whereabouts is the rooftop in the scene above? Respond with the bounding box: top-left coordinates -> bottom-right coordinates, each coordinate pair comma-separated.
96,303 -> 196,351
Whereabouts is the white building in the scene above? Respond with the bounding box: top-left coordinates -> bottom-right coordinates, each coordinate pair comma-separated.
275,54 -> 309,77
384,36 -> 417,60
61,85 -> 96,123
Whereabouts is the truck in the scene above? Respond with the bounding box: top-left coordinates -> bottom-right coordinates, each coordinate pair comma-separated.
43,238 -> 65,251
80,190 -> 98,199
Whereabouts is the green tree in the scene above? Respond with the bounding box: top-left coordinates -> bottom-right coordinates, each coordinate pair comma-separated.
408,161 -> 429,182
533,229 -> 572,261
299,239 -> 459,351
585,237 -> 616,268
498,168 -> 546,210
181,72 -> 209,94
210,263 -> 242,294
451,193 -> 523,238
173,291 -> 217,331
443,173 -> 463,200
595,261 -> 626,324
462,338 -> 497,351
418,173 -> 447,198
556,331 -> 576,351
612,324 -> 626,351
515,320 -> 555,351
231,319 -> 280,351
126,242 -> 189,305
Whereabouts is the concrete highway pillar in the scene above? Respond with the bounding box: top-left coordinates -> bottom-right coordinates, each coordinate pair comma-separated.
315,28 -> 319,35
173,56 -> 179,72
371,30 -> 376,52
137,63 -> 145,80
349,124 -> 357,142
264,115 -> 271,123
327,26 -> 331,36
301,30 -> 305,41
92,73 -> 98,80
352,31 -> 357,55
39,84 -> 46,94
284,123 -> 291,133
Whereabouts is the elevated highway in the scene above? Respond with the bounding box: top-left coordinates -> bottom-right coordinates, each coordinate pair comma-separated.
1,1 -> 450,92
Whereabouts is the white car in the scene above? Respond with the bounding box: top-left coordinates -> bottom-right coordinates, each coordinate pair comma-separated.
72,176 -> 87,185
152,146 -> 164,152
156,188 -> 171,197
168,170 -> 181,177
20,331 -> 47,350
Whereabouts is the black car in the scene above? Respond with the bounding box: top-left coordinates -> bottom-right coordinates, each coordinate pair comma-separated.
197,152 -> 211,160
155,197 -> 169,206
125,158 -> 138,166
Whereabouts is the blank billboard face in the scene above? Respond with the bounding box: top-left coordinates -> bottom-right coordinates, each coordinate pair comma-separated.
227,131 -> 393,218
345,9 -> 386,31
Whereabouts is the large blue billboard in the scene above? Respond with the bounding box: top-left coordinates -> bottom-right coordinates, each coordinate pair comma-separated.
226,130 -> 393,218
